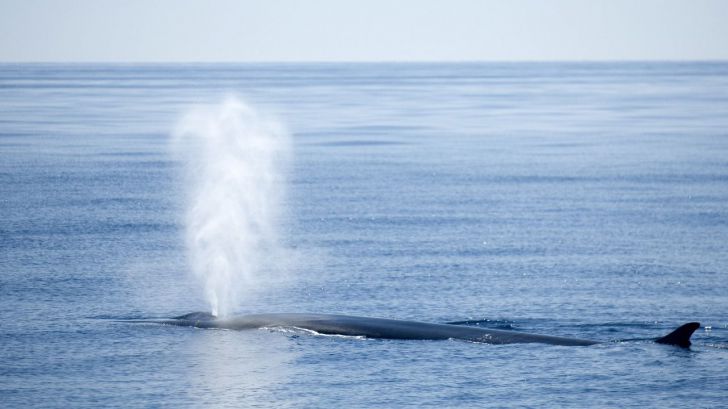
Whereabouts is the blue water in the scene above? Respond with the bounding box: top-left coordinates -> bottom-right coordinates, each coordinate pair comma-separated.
1,63 -> 728,407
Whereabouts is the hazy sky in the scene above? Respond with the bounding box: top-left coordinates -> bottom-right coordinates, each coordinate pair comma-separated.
0,0 -> 726,62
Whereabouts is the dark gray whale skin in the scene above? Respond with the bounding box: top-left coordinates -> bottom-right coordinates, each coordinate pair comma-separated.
142,312 -> 700,347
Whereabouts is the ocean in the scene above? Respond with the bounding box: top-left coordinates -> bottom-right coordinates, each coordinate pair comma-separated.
1,62 -> 727,407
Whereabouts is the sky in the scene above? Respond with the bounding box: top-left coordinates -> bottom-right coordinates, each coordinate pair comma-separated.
0,0 -> 726,62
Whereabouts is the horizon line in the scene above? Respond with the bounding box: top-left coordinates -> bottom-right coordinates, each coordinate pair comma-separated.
1,59 -> 727,65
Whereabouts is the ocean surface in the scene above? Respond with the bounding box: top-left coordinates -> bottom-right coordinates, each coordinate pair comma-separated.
1,62 -> 727,407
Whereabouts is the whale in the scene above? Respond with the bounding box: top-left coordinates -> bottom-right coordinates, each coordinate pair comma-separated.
136,312 -> 700,348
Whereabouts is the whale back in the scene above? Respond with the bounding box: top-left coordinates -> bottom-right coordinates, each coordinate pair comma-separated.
159,312 -> 699,348
174,311 -> 216,321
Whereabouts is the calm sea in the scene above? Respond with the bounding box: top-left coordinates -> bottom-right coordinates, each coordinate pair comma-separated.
1,63 -> 727,407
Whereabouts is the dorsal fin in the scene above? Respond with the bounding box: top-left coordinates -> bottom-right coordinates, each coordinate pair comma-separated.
655,322 -> 700,348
